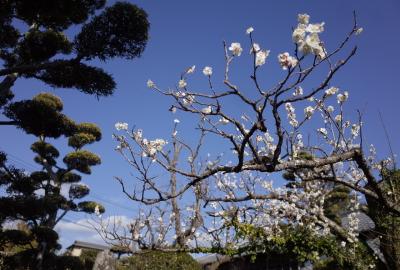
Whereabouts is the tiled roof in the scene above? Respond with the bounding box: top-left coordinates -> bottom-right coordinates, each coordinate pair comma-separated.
67,240 -> 110,251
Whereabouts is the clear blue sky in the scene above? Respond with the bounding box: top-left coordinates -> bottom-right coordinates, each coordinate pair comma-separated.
1,0 -> 400,248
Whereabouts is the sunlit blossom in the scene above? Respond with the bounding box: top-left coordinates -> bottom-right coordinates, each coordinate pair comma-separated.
355,27 -> 363,35
147,79 -> 155,88
201,106 -> 212,114
298,13 -> 310,24
278,52 -> 298,70
304,106 -> 315,118
203,66 -> 213,76
317,127 -> 328,136
325,87 -> 339,96
178,79 -> 187,88
293,86 -> 303,96
337,91 -> 349,103
246,27 -> 254,34
219,117 -> 229,124
256,50 -> 270,66
229,42 -> 243,56
115,122 -> 128,131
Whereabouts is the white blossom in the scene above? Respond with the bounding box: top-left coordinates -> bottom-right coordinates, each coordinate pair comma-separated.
285,103 -> 298,127
325,87 -> 339,96
298,14 -> 310,24
178,79 -> 187,88
351,124 -> 360,137
144,138 -> 167,156
327,105 -> 334,113
115,122 -> 128,131
337,91 -> 349,103
317,127 -> 328,136
305,22 -> 325,34
256,50 -> 270,66
201,106 -> 212,114
304,106 -> 315,118
355,27 -> 363,35
293,86 -> 303,96
174,119 -> 180,124
246,27 -> 254,34
219,117 -> 229,125
183,94 -> 195,105
292,26 -> 306,43
203,66 -> 213,76
147,79 -> 155,88
278,52 -> 298,70
229,42 -> 243,56
250,43 -> 261,53
299,33 -> 325,58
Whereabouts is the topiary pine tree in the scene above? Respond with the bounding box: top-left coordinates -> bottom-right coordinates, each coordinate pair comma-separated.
0,2 -> 149,269
0,0 -> 149,110
0,93 -> 105,270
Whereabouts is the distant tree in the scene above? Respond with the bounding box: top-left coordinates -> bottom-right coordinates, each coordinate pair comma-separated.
0,92 -> 106,269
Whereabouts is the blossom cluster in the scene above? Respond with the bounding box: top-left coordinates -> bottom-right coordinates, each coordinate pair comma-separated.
285,102 -> 299,127
278,52 -> 298,70
292,14 -> 326,58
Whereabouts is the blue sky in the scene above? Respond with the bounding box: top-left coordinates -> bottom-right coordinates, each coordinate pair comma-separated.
2,0 -> 400,249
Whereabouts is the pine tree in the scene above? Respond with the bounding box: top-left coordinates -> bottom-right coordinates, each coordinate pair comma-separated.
0,93 -> 106,269
0,0 -> 149,110
0,1 -> 149,268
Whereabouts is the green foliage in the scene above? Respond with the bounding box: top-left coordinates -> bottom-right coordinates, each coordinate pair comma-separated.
63,150 -> 101,174
0,0 -> 19,49
68,133 -> 97,149
75,1 -> 149,61
33,93 -> 64,111
17,30 -> 72,63
323,185 -> 351,224
225,220 -> 376,270
59,171 -> 82,183
0,0 -> 149,107
78,201 -> 105,214
365,168 -> 400,269
14,0 -> 106,31
31,141 -> 60,166
0,93 -> 103,269
35,61 -> 116,96
5,93 -> 76,138
117,251 -> 201,270
0,1 -> 149,269
69,184 -> 90,199
77,122 -> 102,141
77,249 -> 99,270
297,151 -> 314,160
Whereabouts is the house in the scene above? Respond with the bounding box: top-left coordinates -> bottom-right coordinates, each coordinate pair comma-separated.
66,240 -> 110,257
